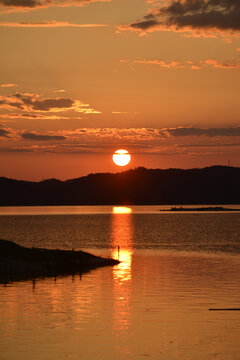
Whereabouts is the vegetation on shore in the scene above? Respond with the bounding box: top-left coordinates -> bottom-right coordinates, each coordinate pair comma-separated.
0,239 -> 119,284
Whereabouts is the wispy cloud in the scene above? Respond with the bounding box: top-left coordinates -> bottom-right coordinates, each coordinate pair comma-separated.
54,89 -> 66,93
0,147 -> 33,152
0,113 -> 69,120
179,143 -> 240,147
0,21 -> 107,28
203,59 -> 239,69
1,126 -> 240,157
21,131 -> 66,141
0,0 -> 111,12
0,83 -> 18,87
121,58 -> 240,70
118,0 -> 240,38
2,126 -> 240,142
112,111 -> 130,114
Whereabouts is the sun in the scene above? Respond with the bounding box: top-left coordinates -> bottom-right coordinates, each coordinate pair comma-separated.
112,149 -> 131,167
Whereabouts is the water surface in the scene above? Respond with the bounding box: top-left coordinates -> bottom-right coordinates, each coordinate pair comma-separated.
0,206 -> 240,359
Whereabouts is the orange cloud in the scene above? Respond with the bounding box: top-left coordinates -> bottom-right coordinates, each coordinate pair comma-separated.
0,113 -> 69,120
0,83 -> 18,87
1,126 -> 240,158
203,59 -> 238,69
0,21 -> 107,28
121,58 -> 240,70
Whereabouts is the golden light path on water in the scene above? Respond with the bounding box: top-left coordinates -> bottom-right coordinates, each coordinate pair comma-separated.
111,207 -> 133,336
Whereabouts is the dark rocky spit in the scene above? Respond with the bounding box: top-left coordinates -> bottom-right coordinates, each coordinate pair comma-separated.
0,239 -> 120,284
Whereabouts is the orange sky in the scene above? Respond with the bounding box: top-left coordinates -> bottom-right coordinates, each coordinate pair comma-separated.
0,0 -> 240,180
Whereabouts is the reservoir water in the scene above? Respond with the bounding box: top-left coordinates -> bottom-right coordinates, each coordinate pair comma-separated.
0,206 -> 240,360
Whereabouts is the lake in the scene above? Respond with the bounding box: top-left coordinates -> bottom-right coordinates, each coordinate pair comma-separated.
1,205 -> 240,360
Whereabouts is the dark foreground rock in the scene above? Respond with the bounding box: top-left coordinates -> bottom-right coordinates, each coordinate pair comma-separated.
0,239 -> 119,284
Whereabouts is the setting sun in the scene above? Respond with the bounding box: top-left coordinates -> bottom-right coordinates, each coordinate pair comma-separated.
112,149 -> 131,167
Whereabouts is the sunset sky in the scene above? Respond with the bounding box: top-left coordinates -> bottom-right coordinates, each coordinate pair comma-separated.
0,0 -> 240,180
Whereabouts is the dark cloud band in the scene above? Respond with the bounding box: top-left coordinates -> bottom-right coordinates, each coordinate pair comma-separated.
0,128 -> 10,137
0,0 -> 109,9
0,0 -> 50,7
127,0 -> 240,34
163,127 -> 240,137
21,131 -> 66,140
0,93 -> 99,114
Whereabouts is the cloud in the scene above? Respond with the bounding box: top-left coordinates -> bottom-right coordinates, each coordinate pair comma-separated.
162,127 -> 240,137
17,94 -> 74,111
121,58 -> 240,70
0,21 -> 107,28
0,93 -> 100,114
2,126 -> 240,156
112,111 -> 130,114
0,113 -> 69,120
0,83 -> 18,87
0,0 -> 48,7
60,127 -> 161,140
121,59 -> 185,69
203,59 -> 238,69
118,0 -> 240,38
0,147 -> 33,152
54,89 -> 66,93
0,0 -> 111,12
0,128 -> 10,137
59,127 -> 240,145
21,131 -> 66,141
179,143 -> 240,147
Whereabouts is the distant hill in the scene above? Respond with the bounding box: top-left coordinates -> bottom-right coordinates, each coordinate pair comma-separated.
1,166 -> 240,206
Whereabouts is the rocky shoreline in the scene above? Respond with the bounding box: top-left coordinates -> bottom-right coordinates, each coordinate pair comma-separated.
0,239 -> 119,284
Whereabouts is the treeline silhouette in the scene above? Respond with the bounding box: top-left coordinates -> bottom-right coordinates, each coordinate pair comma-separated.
1,166 -> 240,206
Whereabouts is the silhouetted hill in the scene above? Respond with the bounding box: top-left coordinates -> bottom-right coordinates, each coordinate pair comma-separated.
1,166 -> 240,205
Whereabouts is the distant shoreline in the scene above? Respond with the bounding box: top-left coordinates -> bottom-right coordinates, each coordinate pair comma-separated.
161,206 -> 240,212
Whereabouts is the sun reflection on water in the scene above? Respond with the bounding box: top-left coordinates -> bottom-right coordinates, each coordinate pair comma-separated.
112,206 -> 133,214
112,248 -> 132,282
111,207 -> 133,336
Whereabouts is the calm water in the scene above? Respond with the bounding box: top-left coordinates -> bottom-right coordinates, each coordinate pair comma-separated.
1,206 -> 240,360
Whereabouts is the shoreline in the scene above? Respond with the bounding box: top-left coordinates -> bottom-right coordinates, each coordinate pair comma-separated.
0,239 -> 120,284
